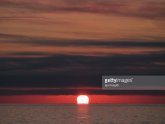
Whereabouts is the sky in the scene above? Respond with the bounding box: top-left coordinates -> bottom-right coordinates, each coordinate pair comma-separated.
0,0 -> 165,96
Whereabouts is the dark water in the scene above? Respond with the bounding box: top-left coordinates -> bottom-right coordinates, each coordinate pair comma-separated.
0,104 -> 165,124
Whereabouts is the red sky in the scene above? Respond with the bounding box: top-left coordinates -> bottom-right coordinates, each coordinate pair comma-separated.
0,95 -> 164,104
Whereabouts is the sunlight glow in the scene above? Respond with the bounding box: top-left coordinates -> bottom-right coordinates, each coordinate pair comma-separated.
77,95 -> 89,104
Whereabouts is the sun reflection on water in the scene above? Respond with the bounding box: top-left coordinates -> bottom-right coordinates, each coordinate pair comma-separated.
77,105 -> 89,123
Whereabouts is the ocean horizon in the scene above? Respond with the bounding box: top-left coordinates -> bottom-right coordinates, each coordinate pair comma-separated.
0,104 -> 165,124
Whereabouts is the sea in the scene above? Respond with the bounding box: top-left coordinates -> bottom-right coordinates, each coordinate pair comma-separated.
0,104 -> 165,124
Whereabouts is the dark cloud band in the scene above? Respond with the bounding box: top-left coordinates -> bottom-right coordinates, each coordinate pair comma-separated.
0,53 -> 165,88
1,33 -> 165,48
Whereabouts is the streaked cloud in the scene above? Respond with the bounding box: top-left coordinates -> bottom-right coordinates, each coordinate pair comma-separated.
0,0 -> 165,91
0,53 -> 165,88
1,33 -> 165,48
1,0 -> 165,18
0,0 -> 165,40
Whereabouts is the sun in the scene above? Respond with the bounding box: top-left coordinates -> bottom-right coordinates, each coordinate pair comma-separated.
77,95 -> 89,104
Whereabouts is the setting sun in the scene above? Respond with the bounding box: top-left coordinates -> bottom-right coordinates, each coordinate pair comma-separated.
77,95 -> 89,104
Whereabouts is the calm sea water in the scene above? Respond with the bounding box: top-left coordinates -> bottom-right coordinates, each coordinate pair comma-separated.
0,104 -> 165,124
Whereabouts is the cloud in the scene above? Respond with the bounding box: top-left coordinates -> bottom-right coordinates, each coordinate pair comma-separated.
0,0 -> 165,94
1,0 -> 165,19
0,88 -> 165,95
0,53 -> 165,88
1,33 -> 165,48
